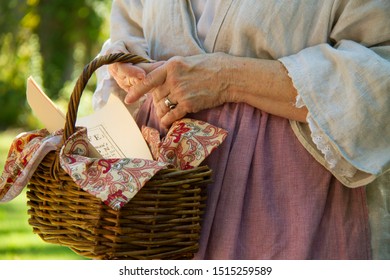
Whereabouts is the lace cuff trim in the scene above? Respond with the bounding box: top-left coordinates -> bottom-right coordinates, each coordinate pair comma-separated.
295,94 -> 306,108
295,94 -> 357,178
306,113 -> 357,178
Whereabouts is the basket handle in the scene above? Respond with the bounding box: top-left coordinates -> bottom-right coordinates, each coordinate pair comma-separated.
63,52 -> 149,141
51,53 -> 149,179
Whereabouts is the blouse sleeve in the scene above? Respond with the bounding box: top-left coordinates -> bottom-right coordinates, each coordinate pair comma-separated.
278,0 -> 390,187
93,0 -> 149,116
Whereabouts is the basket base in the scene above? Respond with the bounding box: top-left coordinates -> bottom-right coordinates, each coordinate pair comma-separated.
27,159 -> 211,260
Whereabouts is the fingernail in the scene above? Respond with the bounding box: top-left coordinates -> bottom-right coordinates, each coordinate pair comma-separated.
124,92 -> 132,104
137,73 -> 145,80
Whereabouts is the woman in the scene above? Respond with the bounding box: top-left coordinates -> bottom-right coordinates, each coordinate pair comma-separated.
94,0 -> 390,259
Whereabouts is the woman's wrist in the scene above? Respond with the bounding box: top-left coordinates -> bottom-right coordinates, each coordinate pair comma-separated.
222,54 -> 308,122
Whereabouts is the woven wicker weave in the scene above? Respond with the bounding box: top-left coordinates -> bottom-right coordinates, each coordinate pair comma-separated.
26,53 -> 211,260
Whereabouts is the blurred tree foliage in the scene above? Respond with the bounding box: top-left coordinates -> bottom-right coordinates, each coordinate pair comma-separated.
0,0 -> 111,129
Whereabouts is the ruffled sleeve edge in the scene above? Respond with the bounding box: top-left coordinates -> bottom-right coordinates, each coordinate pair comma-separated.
289,120 -> 376,188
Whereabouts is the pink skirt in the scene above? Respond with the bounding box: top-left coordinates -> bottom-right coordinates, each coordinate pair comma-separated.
136,97 -> 371,259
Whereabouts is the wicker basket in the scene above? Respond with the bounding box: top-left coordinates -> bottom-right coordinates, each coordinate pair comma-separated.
26,53 -> 211,260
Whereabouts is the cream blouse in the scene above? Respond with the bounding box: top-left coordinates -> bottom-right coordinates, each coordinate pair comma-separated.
93,0 -> 390,188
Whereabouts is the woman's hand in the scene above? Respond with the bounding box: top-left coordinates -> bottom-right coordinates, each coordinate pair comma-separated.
125,53 -> 233,127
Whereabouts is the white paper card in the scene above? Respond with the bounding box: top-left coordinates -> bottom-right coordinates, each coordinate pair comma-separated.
26,76 -> 153,160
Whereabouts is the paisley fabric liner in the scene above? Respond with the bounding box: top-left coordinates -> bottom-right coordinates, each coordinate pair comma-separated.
1,118 -> 227,210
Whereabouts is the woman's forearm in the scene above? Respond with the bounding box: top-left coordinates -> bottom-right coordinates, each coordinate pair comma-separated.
223,54 -> 308,122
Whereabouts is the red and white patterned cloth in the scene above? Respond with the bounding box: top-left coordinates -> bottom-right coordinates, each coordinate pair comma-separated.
0,118 -> 227,210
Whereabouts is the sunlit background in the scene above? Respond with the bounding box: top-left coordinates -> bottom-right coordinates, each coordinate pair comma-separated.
0,0 -> 112,259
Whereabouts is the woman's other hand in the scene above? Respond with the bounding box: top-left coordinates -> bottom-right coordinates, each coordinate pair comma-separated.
109,61 -> 165,93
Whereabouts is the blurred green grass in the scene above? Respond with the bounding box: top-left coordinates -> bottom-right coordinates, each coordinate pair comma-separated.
0,129 -> 85,260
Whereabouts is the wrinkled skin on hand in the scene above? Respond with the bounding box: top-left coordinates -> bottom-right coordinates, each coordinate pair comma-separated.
125,53 -> 233,128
